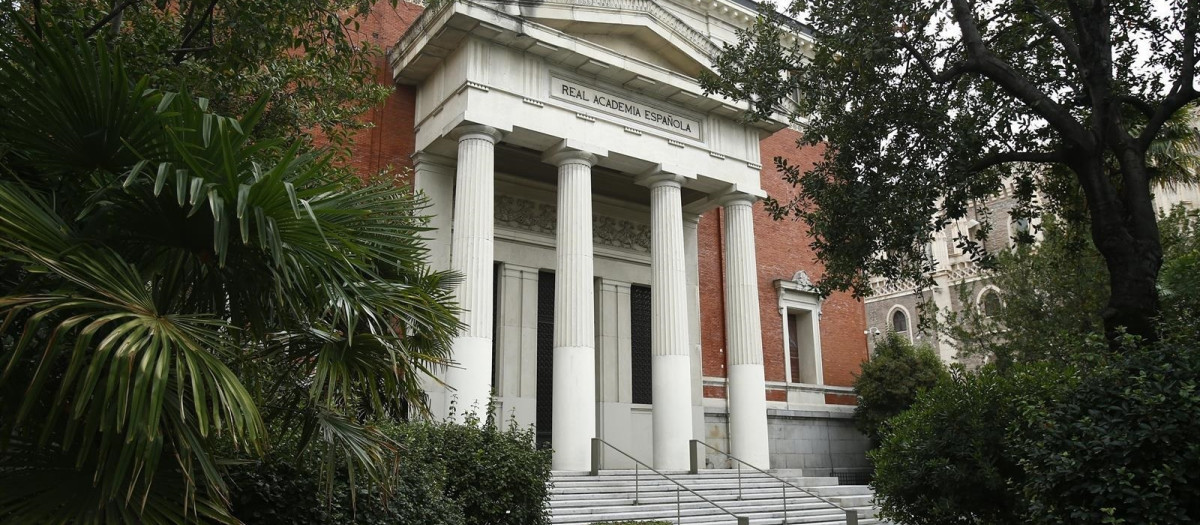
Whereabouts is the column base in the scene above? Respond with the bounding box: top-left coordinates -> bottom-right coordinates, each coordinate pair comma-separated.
728,363 -> 770,469
552,345 -> 596,471
444,336 -> 493,423
652,353 -> 692,470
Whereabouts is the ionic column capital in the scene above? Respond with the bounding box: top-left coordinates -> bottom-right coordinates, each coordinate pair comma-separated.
448,123 -> 503,144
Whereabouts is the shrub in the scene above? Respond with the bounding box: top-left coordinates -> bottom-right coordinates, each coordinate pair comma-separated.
871,364 -> 1070,525
1012,334 -> 1200,525
854,332 -> 948,446
227,413 -> 551,525
394,412 -> 553,525
227,451 -> 465,525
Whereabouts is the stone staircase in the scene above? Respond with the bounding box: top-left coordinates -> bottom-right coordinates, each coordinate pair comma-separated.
548,469 -> 888,524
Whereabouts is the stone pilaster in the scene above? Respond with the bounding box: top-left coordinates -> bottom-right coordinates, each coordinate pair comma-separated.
722,193 -> 770,468
444,124 -> 502,423
644,172 -> 692,470
544,145 -> 599,471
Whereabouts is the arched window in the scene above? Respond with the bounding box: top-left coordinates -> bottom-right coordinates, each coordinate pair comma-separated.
980,290 -> 1002,318
891,309 -> 909,333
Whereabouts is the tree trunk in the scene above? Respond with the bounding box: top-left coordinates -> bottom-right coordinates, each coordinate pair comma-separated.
1084,178 -> 1162,344
1098,239 -> 1161,343
1072,150 -> 1162,345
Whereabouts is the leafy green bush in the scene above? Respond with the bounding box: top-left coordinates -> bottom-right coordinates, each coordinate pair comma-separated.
854,332 -> 948,446
227,414 -> 550,525
871,364 -> 1070,525
228,455 -> 464,525
393,413 -> 552,525
1012,334 -> 1200,525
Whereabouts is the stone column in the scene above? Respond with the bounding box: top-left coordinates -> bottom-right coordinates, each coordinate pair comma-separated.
544,146 -> 599,471
444,124 -> 502,423
722,193 -> 771,468
642,172 -> 692,470
411,152 -> 456,420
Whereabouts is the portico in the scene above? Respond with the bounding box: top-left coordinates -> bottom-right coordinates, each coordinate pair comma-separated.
392,0 -> 787,471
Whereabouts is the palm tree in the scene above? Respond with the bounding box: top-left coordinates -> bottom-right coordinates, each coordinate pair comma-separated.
0,21 -> 461,524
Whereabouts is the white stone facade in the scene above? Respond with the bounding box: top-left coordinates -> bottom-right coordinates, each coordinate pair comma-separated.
391,0 -> 866,473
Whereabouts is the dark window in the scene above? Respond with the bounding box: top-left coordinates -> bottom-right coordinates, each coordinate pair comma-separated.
981,291 -> 1002,318
535,271 -> 554,449
492,263 -> 500,390
891,309 -> 909,333
630,284 -> 652,405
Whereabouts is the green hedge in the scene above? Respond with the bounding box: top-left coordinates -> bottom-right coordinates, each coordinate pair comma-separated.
872,329 -> 1200,525
1013,335 -> 1200,524
228,415 -> 551,525
395,414 -> 552,525
853,332 -> 948,446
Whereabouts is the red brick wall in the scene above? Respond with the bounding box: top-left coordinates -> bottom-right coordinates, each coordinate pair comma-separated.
334,2 -> 424,184
698,128 -> 868,405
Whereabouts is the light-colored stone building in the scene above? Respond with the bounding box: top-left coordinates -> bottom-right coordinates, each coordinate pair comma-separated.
865,178 -> 1199,363
351,0 -> 871,476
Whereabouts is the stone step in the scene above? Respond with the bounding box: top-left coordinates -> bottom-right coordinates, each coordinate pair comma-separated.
547,469 -> 883,525
550,489 -> 838,507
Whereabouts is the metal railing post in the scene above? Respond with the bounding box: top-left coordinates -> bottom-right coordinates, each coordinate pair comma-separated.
846,509 -> 859,525
736,460 -> 742,500
676,486 -> 681,524
689,439 -> 700,474
783,482 -> 788,522
590,438 -> 600,476
634,462 -> 640,504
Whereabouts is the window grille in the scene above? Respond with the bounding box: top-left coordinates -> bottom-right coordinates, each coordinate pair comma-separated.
535,271 -> 554,448
630,284 -> 653,405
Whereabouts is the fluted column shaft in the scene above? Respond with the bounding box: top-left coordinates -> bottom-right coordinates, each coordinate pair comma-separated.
549,149 -> 598,470
722,195 -> 770,468
445,125 -> 501,423
648,174 -> 692,470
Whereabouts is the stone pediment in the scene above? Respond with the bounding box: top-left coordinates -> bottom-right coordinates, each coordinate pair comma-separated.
542,21 -> 705,77
392,0 -> 723,84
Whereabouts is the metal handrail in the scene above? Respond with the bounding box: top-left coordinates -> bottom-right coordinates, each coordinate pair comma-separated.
590,438 -> 750,525
690,439 -> 861,525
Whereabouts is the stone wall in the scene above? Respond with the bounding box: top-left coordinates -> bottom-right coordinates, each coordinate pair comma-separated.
703,407 -> 870,474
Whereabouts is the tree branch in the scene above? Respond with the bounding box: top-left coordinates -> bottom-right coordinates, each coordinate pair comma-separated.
948,0 -> 1091,149
1117,94 -> 1155,117
173,0 -> 219,64
1139,9 -> 1200,152
890,37 -> 975,84
970,150 -> 1065,172
84,0 -> 141,38
1021,0 -> 1083,67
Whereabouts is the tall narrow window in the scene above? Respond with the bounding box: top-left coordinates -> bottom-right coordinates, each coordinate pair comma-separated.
980,290 -> 1002,318
788,310 -> 818,384
535,271 -> 554,449
630,284 -> 652,405
891,309 -> 909,334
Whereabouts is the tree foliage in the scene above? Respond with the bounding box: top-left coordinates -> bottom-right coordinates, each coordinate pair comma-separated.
938,216 -> 1109,366
3,0 -> 405,155
1012,332 -> 1200,525
871,363 -> 1075,525
0,20 -> 460,524
853,333 -> 948,446
704,0 -> 1200,342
